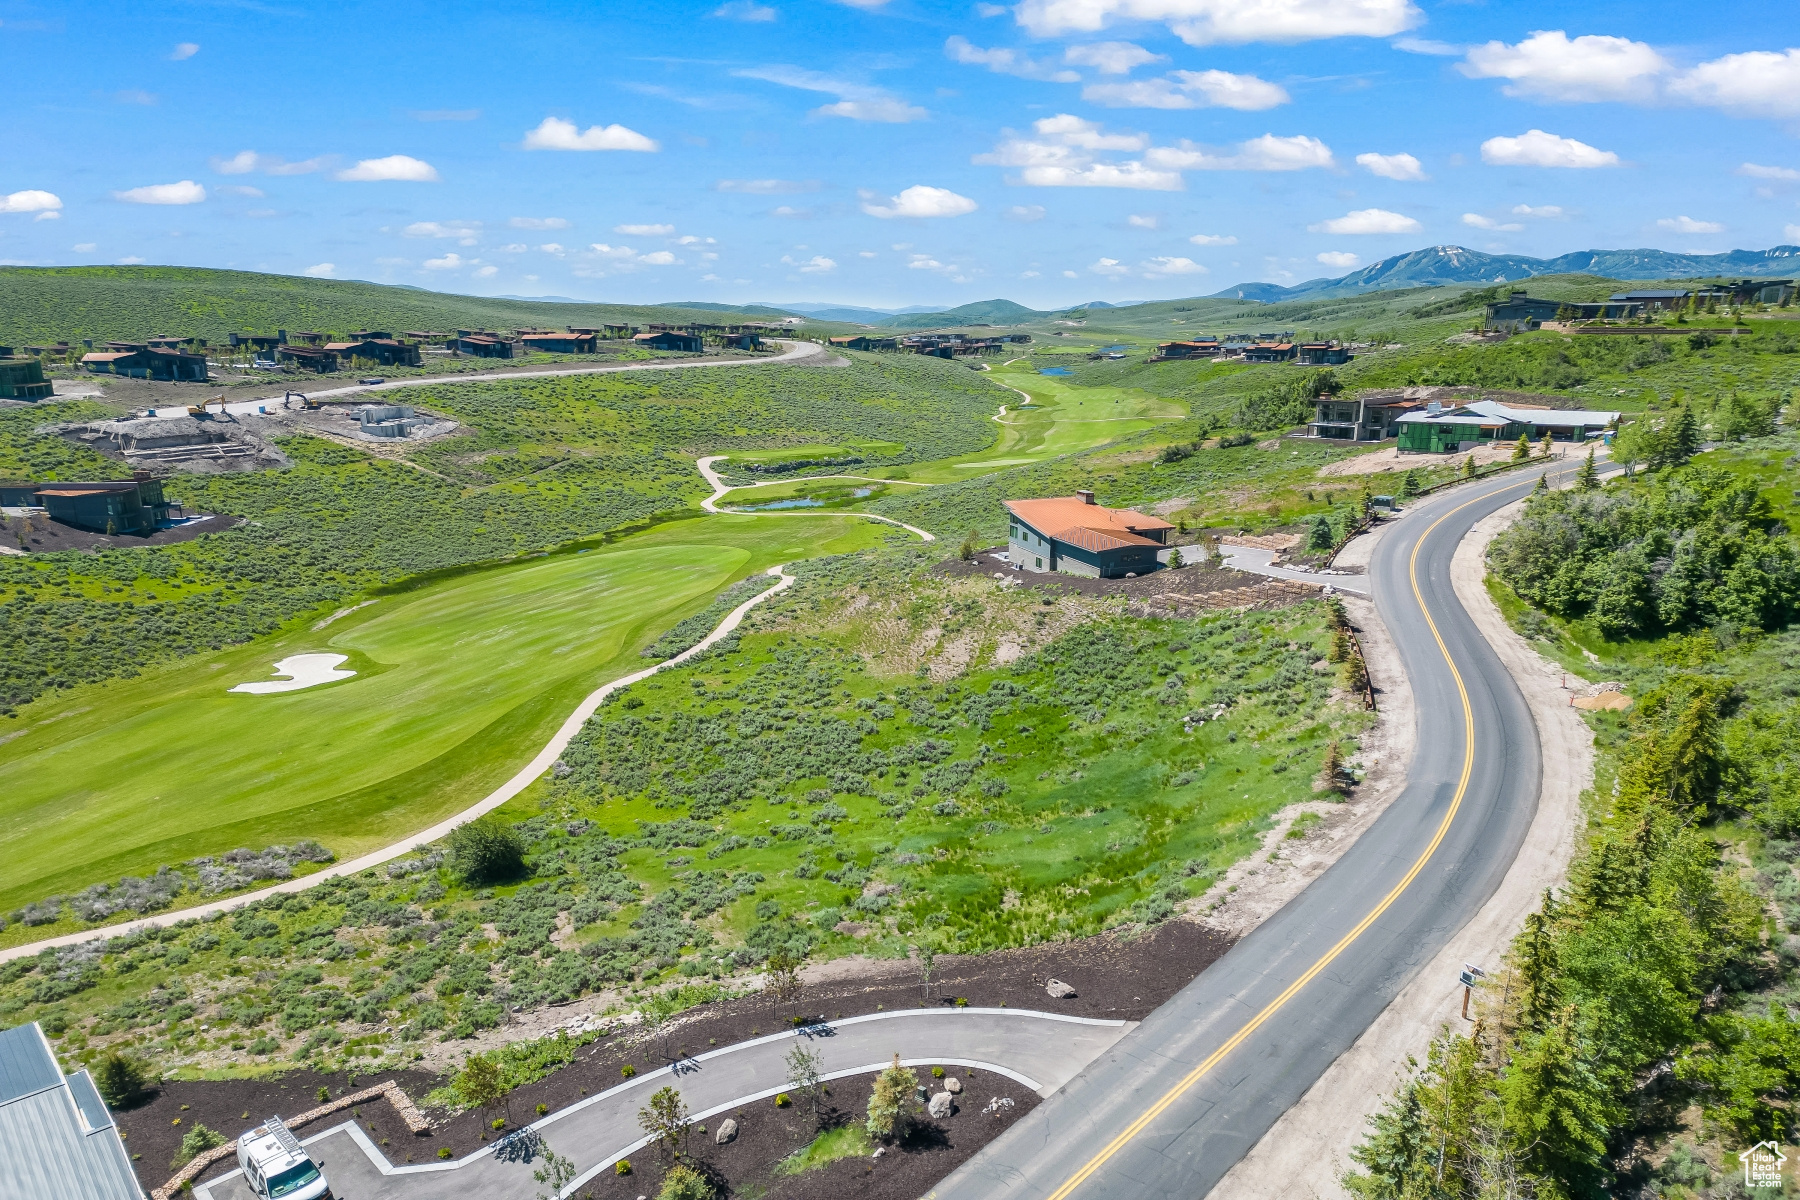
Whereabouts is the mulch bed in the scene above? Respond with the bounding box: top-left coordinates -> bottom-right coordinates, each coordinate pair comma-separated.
2,513 -> 241,554
126,920 -> 1229,1195
937,546 -> 1275,600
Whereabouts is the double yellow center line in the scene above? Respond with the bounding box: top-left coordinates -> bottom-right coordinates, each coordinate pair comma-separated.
1041,475 -> 1543,1200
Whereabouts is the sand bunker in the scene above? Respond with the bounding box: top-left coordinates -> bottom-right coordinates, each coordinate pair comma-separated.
230,653 -> 356,694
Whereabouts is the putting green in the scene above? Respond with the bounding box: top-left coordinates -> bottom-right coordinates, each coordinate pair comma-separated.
0,514 -> 883,913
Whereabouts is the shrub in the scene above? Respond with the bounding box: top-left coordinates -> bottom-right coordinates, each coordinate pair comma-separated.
536,1103 -> 549,1116
491,1117 -> 506,1131
173,1123 -> 225,1168
438,1148 -> 453,1160
448,819 -> 527,885
867,1055 -> 921,1139
617,1158 -> 633,1175
658,1163 -> 712,1200
621,1064 -> 636,1079
316,1086 -> 330,1103
775,1092 -> 791,1107
92,1053 -> 146,1108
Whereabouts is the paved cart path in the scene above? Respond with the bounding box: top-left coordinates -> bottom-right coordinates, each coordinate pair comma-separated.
193,1009 -> 1132,1200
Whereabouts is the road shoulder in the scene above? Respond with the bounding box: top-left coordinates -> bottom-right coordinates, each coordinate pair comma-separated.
1211,496 -> 1589,1199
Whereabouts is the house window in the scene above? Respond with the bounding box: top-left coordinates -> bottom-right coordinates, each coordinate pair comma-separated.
1035,557 -> 1043,568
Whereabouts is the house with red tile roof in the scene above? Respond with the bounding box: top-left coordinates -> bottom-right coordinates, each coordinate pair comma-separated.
1003,491 -> 1173,578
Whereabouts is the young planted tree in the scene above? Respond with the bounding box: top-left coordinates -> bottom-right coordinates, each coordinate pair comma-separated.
1511,434 -> 1531,462
1166,546 -> 1184,569
1306,512 -> 1335,553
784,1042 -> 826,1126
453,1052 -> 511,1124
1400,469 -> 1421,498
959,531 -> 978,561
867,1055 -> 922,1141
1462,453 -> 1477,479
92,1053 -> 146,1108
1538,432 -> 1553,458
1317,740 -> 1351,795
765,948 -> 803,1014
532,1142 -> 578,1200
1575,447 -> 1599,492
637,1085 -> 691,1161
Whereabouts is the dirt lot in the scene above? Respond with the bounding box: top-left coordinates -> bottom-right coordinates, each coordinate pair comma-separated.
121,920 -> 1229,1195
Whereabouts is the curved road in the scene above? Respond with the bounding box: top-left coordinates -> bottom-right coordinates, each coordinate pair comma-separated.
936,460 -> 1583,1200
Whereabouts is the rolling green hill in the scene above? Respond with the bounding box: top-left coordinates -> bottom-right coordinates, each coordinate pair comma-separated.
877,298 -> 1047,329
0,267 -> 838,345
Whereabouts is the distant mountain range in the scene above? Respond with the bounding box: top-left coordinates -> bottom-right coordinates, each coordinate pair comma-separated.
1211,244 -> 1800,304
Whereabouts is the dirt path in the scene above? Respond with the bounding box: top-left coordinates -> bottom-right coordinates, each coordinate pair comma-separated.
1214,495 -> 1589,1200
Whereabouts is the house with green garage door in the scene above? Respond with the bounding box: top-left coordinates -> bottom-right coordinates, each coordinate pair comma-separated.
1004,491 -> 1173,578
1397,399 -> 1620,454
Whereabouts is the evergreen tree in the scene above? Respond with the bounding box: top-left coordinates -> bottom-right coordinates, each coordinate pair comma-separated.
1512,434 -> 1531,462
1539,432 -> 1554,458
1533,472 -> 1549,494
1400,469 -> 1421,498
1515,896 -> 1561,1032
1306,512 -> 1335,552
1575,447 -> 1599,492
1670,404 -> 1701,463
867,1055 -> 922,1140
1463,453 -> 1477,479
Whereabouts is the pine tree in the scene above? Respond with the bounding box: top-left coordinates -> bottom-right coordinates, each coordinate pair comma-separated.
1515,897 -> 1561,1032
1306,512 -> 1335,552
1533,472 -> 1549,494
1512,434 -> 1531,462
1318,739 -> 1351,793
1670,404 -> 1701,463
1576,447 -> 1599,492
867,1055 -> 922,1140
1539,432 -> 1554,458
1166,546 -> 1184,569
1463,453 -> 1477,478
1400,469 -> 1421,498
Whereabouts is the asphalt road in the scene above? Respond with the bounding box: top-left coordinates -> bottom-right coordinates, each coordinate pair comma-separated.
190,1009 -> 1131,1200
934,462 -> 1580,1200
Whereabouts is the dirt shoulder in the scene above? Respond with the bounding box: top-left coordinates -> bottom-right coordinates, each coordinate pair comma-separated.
1215,496 -> 1589,1200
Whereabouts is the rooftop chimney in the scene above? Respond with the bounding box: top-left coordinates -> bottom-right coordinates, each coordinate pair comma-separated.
1076,489 -> 1096,505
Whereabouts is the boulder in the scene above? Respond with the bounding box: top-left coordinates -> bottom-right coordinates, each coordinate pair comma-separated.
715,1118 -> 738,1145
928,1091 -> 956,1119
1045,978 -> 1077,999
944,1076 -> 963,1094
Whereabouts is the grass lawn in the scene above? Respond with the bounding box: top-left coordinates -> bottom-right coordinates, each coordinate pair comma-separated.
778,1123 -> 872,1174
0,514 -> 886,921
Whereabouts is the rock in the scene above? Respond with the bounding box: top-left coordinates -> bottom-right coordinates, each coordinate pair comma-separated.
1045,978 -> 1077,999
872,1146 -> 886,1159
928,1091 -> 955,1119
944,1076 -> 963,1094
715,1118 -> 737,1145
834,920 -> 868,937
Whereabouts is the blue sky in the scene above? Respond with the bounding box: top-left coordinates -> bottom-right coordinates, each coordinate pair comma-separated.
2,0 -> 1797,308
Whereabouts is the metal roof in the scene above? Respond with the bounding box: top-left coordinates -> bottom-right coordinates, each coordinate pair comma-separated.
0,1023 -> 146,1200
1396,399 -> 1620,428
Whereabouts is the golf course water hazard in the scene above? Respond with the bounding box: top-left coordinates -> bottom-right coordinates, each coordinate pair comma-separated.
230,653 -> 357,694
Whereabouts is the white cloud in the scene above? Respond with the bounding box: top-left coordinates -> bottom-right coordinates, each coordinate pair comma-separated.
510,216 -> 570,229
1355,151 -> 1427,181
337,155 -> 440,181
1006,204 -> 1047,221
1021,270 -> 1041,278
977,114 -> 1178,189
1461,30 -> 1667,103
1656,215 -> 1725,234
717,178 -> 819,193
423,253 -> 465,270
217,185 -> 265,197
523,117 -> 659,152
1143,255 -> 1206,275
1480,130 -> 1619,168
616,223 -> 676,235
500,243 -> 528,253
113,180 -> 206,205
1310,207 -> 1420,234
214,151 -> 329,176
1393,37 -> 1459,56
170,42 -> 200,60
116,256 -> 146,265
771,206 -> 813,218
539,243 -> 566,255
714,0 -> 777,19
978,1 -> 1007,13
1511,204 -> 1565,218
589,243 -> 637,259
473,265 -> 499,278
1013,0 -> 1422,46
403,220 -> 482,244
1063,269 -> 1078,278
1461,213 -> 1523,232
1739,163 -> 1800,181
1065,41 -> 1165,74
115,89 -> 158,106
1188,232 -> 1236,245
860,184 -> 978,218
33,211 -> 58,222
1145,132 -> 1334,171
676,235 -> 716,245
733,65 -> 926,123
212,150 -> 259,175
945,35 -> 1081,82
1090,257 -> 1131,276
0,189 -> 61,214
1084,68 -> 1288,110
782,254 -> 837,273
1127,213 -> 1159,228
637,250 -> 679,265
1316,250 -> 1360,268
72,243 -> 96,253
302,262 -> 334,277
1670,49 -> 1800,119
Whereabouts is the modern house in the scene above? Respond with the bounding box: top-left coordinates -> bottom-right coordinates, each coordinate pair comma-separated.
455,333 -> 518,359
322,338 -> 422,367
275,345 -> 341,372
829,335 -> 897,352
1243,342 -> 1297,363
79,347 -> 208,381
717,331 -> 764,350
0,356 -> 54,400
1396,399 -> 1620,453
0,1021 -> 146,1200
1484,291 -> 1647,330
1152,340 -> 1220,360
1296,342 -> 1353,366
1004,491 -> 1173,578
23,478 -> 175,533
635,330 -> 704,352
228,332 -> 286,350
518,332 -> 597,354
1309,391 -> 1421,441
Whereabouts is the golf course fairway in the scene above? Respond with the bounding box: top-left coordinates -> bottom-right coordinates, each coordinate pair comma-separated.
0,514 -> 884,915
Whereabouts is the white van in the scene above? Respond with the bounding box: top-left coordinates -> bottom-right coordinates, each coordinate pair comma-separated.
236,1115 -> 332,1199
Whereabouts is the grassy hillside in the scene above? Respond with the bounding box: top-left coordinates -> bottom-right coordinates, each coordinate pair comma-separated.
0,266 -> 841,345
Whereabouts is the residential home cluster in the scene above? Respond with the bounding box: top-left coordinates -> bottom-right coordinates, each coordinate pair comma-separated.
1152,334 -> 1353,366
1484,278 -> 1795,332
829,331 -> 1031,357
0,475 -> 180,534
